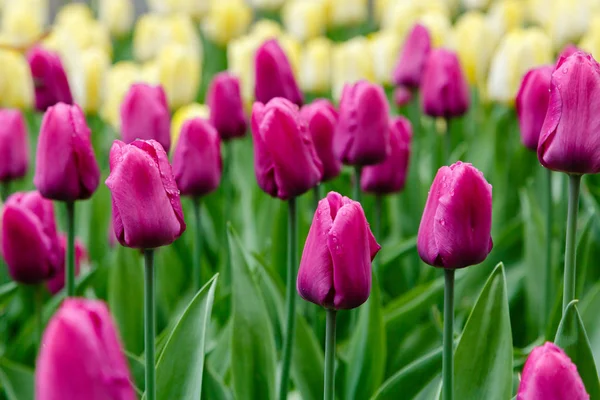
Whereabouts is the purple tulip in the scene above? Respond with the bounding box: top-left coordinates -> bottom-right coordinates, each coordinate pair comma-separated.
516,65 -> 553,151
417,161 -> 493,269
36,298 -> 137,400
106,139 -> 186,249
251,97 -> 323,199
393,86 -> 412,108
361,116 -> 412,194
34,103 -> 100,202
538,52 -> 600,174
392,23 -> 432,89
27,46 -> 73,111
297,191 -> 380,309
558,44 -> 580,61
120,83 -> 171,152
207,72 -> 247,141
1,191 -> 61,284
172,118 -> 222,197
334,81 -> 390,166
300,99 -> 341,182
516,342 -> 589,400
420,49 -> 470,118
47,234 -> 87,295
254,39 -> 303,107
0,109 -> 28,182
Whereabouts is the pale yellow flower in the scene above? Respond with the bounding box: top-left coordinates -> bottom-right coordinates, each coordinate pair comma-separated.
99,0 -> 134,37
70,48 -> 110,114
543,0 -> 591,51
332,37 -> 374,101
156,43 -> 202,109
250,19 -> 283,42
55,2 -> 93,26
487,0 -> 526,38
171,103 -> 210,149
203,0 -> 252,46
278,34 -> 302,76
461,0 -> 490,11
101,62 -> 143,129
419,11 -> 452,48
579,14 -> 600,58
1,0 -> 48,47
368,31 -> 401,86
327,0 -> 368,27
381,1 -> 421,41
228,35 -> 260,109
0,49 -> 34,109
247,0 -> 286,11
147,0 -> 210,19
299,37 -> 332,93
282,0 -> 327,42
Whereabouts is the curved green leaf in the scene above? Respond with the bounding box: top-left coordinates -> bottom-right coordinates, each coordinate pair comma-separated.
580,281 -> 600,365
0,358 -> 33,400
0,282 -> 17,305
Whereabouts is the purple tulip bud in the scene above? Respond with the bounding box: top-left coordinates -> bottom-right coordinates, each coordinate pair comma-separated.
254,39 -> 303,107
172,118 -> 222,197
120,83 -> 171,152
27,46 -> 73,112
558,44 -> 580,61
297,191 -> 380,309
1,191 -> 61,284
516,342 -> 589,400
516,65 -> 553,151
538,52 -> 600,174
421,49 -> 470,118
417,162 -> 493,269
0,109 -> 28,182
334,81 -> 390,166
300,99 -> 341,182
47,234 -> 87,295
34,103 -> 100,202
392,24 -> 432,88
393,86 -> 412,108
207,72 -> 248,141
251,97 -> 323,200
361,116 -> 412,194
106,139 -> 186,249
36,298 -> 137,400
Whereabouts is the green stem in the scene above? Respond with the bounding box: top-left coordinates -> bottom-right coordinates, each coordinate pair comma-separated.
324,309 -> 337,400
65,201 -> 75,297
1,182 -> 9,202
545,169 -> 553,329
563,174 -> 581,312
192,197 -> 202,291
313,184 -> 322,211
144,249 -> 156,400
35,284 -> 43,351
444,118 -> 451,165
279,197 -> 298,400
353,166 -> 362,202
374,195 -> 383,279
443,269 -> 455,400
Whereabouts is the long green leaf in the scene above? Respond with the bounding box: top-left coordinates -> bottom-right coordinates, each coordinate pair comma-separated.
0,282 -> 17,305
580,281 -> 600,365
0,358 -> 34,400
202,362 -> 233,400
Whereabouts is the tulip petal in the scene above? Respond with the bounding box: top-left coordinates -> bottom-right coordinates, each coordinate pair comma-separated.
251,102 -> 278,197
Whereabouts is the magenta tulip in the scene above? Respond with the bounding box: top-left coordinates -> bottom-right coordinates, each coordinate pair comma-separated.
516,342 -> 589,400
0,109 -> 28,183
36,298 -> 136,400
297,191 -> 380,309
106,139 -> 186,249
392,23 -> 432,88
34,103 -> 100,202
417,161 -> 493,269
558,44 -> 579,61
27,46 -> 73,111
361,116 -> 412,194
1,191 -> 61,284
254,39 -> 303,107
251,97 -> 323,199
420,48 -> 470,118
516,65 -> 553,151
334,81 -> 390,166
207,72 -> 247,140
393,86 -> 412,108
120,83 -> 171,152
538,52 -> 600,174
172,118 -> 222,197
47,234 -> 87,295
300,99 -> 341,182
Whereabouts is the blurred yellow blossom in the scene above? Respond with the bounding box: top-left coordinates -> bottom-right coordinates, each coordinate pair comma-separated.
247,0 -> 286,11
332,37 -> 374,101
203,0 -> 252,46
250,19 -> 283,41
147,0 -> 210,19
282,0 -> 327,42
171,103 -> 210,149
277,35 -> 302,76
327,0 -> 368,27
419,11 -> 452,48
70,49 -> 110,114
487,0 -> 526,38
543,0 -> 590,51
133,14 -> 201,62
0,49 -> 34,109
461,0 -> 490,11
101,62 -> 143,128
299,37 -> 332,93
156,44 -> 202,109
55,2 -> 93,26
1,0 -> 48,47
228,35 -> 260,109
381,2 -> 421,41
99,0 -> 134,37
368,31 -> 401,86
579,15 -> 600,58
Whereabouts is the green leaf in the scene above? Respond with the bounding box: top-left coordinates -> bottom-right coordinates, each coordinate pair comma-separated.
455,263 -> 513,400
580,281 -> 600,365
124,351 -> 145,396
0,358 -> 34,400
0,282 -> 17,305
154,274 -> 218,400
202,362 -> 233,400
228,225 -> 277,400
554,300 -> 600,398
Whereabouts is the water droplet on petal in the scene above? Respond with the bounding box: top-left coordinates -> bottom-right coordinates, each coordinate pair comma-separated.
562,67 -> 569,74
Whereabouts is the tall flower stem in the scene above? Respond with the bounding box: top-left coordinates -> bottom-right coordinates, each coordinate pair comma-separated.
324,309 -> 337,400
144,249 -> 156,400
192,197 -> 202,291
313,184 -> 322,211
65,201 -> 75,297
443,269 -> 455,400
35,284 -> 43,350
1,182 -> 9,201
544,169 -> 553,328
444,118 -> 452,165
353,166 -> 362,202
374,195 -> 383,278
279,197 -> 298,400
563,174 -> 581,312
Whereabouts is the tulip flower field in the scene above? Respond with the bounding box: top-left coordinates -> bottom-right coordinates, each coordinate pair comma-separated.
2,1 -> 600,399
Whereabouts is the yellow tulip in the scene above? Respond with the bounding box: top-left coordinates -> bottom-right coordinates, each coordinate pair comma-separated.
247,0 -> 286,11
299,37 -> 332,93
203,0 -> 252,46
147,0 -> 210,19
332,37 -> 374,101
250,19 -> 283,42
99,0 -> 134,37
55,3 -> 93,26
70,48 -> 110,114
381,2 -> 421,41
1,0 -> 48,47
282,0 -> 327,42
543,0 -> 590,51
579,15 -> 600,58
527,0 -> 550,26
0,49 -> 34,109
278,34 -> 302,76
368,31 -> 401,86
227,35 -> 260,109
327,0 -> 368,27
170,103 -> 210,149
487,0 -> 526,38
461,0 -> 490,11
101,62 -> 142,129
156,43 -> 202,109
419,11 -> 452,48
133,14 -> 201,62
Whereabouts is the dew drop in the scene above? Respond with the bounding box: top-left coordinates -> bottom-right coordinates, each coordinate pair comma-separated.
439,218 -> 446,226
562,67 -> 569,74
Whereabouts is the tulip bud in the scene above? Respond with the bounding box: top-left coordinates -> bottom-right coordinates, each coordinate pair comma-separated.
156,43 -> 201,110
207,72 -> 248,141
36,298 -> 137,400
70,48 -> 110,114
251,98 -> 323,199
297,191 -> 380,309
369,31 -> 402,86
420,48 -> 470,118
1,191 -> 61,284
27,47 -> 73,112
516,342 -> 589,400
392,24 -> 432,89
361,116 -> 412,194
487,0 -> 526,38
34,103 -> 100,202
282,0 -> 327,42
516,65 -> 553,152
299,37 -> 332,94
99,0 -> 134,37
0,0 -> 47,48
106,139 -> 186,249
202,0 -> 252,46
393,86 -> 412,108
172,118 -> 222,198
0,49 -> 34,109
133,14 -> 200,63
300,100 -> 341,182
170,103 -> 210,149
0,109 -> 28,182
331,37 -> 374,101
419,11 -> 453,48
254,39 -> 303,107
327,0 -> 368,27
417,161 -> 493,269
334,81 -> 390,166
120,83 -> 171,152
559,44 -> 580,60
538,52 -> 600,174
47,234 -> 87,295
